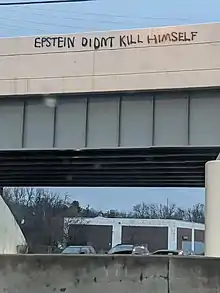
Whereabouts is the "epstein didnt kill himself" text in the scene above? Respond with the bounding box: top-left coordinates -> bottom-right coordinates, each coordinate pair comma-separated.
34,31 -> 198,50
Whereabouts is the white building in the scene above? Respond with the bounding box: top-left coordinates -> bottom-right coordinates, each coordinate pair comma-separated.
65,217 -> 204,252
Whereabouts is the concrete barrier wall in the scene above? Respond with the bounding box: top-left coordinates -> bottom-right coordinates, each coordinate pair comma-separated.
170,257 -> 220,293
0,255 -> 220,293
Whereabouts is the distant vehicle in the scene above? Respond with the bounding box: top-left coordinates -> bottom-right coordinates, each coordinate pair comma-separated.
61,245 -> 96,254
108,244 -> 134,254
132,245 -> 150,255
108,244 -> 150,255
152,249 -> 186,256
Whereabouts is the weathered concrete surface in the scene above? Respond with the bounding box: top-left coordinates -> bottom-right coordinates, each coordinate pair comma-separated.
170,256 -> 220,293
0,255 -> 220,293
0,196 -> 26,253
0,255 -> 168,293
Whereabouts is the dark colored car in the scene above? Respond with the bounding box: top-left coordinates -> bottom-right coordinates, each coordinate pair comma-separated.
108,244 -> 150,255
152,249 -> 188,256
61,245 -> 96,254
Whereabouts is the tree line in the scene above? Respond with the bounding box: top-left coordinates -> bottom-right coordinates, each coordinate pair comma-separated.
2,188 -> 204,251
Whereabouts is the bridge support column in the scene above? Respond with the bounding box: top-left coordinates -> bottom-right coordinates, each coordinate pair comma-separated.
205,160 -> 220,257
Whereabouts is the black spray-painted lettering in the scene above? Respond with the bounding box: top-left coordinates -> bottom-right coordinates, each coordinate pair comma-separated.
81,36 -> 115,50
34,36 -> 75,48
119,34 -> 143,47
33,31 -> 198,49
147,31 -> 198,44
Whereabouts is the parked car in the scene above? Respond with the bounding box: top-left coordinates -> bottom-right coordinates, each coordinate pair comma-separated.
61,245 -> 96,254
152,249 -> 187,256
132,245 -> 150,255
108,244 -> 150,255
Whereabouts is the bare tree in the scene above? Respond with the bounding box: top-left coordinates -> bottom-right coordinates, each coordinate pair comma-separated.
2,188 -> 70,251
131,201 -> 204,223
132,202 -> 177,219
2,188 -> 92,252
132,202 -> 151,218
185,204 -> 205,223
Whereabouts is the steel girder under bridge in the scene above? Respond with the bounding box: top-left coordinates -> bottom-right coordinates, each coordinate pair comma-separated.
0,146 -> 219,187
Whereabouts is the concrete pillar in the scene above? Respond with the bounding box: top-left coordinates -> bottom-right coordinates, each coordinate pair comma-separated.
205,160 -> 220,257
191,228 -> 195,252
168,222 -> 177,250
111,222 -> 122,247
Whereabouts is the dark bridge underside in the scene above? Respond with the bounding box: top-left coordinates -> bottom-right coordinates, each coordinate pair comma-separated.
0,146 -> 219,187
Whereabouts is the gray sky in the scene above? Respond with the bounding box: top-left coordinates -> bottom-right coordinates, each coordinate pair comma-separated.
1,0 -> 214,210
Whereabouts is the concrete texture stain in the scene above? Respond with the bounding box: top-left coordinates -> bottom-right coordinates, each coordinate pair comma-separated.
74,278 -> 80,287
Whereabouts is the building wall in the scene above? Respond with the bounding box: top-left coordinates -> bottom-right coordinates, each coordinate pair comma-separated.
65,217 -> 205,251
122,226 -> 168,252
68,224 -> 112,252
177,228 -> 192,250
0,23 -> 220,96
195,229 -> 204,242
179,229 -> 205,254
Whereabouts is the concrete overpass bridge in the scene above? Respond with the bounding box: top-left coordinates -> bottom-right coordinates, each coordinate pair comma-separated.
1,22 -> 220,258
0,22 -> 220,187
1,22 -> 220,153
